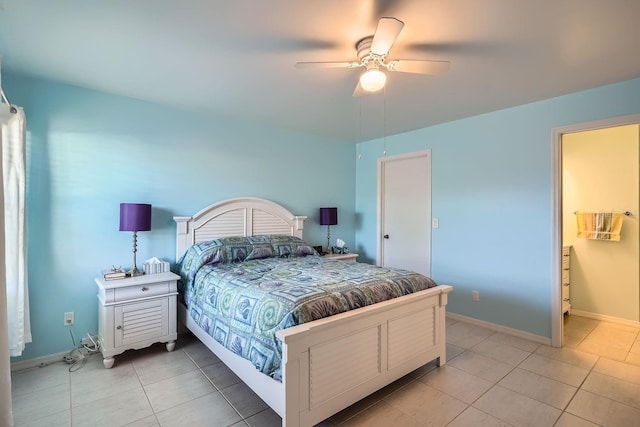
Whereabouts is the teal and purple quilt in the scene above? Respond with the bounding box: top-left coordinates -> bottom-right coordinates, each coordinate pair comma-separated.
175,237 -> 436,379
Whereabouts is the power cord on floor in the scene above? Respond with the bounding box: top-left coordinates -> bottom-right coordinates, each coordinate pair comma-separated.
63,328 -> 101,372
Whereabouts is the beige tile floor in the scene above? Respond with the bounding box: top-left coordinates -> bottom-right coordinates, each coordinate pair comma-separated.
10,315 -> 640,427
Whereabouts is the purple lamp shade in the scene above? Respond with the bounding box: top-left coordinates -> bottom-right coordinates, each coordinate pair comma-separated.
319,207 -> 338,226
119,203 -> 152,232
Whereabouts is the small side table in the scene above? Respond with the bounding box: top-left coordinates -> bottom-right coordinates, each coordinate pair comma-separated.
323,253 -> 359,262
95,271 -> 179,368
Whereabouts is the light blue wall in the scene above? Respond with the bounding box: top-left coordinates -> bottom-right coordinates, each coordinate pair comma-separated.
355,77 -> 640,338
8,71 -> 640,360
5,73 -> 355,361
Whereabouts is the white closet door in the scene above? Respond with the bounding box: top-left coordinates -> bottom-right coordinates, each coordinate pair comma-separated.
378,150 -> 432,277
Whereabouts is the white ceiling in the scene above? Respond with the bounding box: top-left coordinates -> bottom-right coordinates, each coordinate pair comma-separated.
1,0 -> 639,142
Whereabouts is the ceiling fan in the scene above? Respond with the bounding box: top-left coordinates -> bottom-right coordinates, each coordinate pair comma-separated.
295,17 -> 450,97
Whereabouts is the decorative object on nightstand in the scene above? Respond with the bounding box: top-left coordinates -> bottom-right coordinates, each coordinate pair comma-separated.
143,256 -> 170,275
95,271 -> 179,368
332,238 -> 348,254
101,266 -> 128,281
319,207 -> 337,254
119,203 -> 151,277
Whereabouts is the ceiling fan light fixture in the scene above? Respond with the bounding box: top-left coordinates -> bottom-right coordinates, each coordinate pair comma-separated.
359,68 -> 386,92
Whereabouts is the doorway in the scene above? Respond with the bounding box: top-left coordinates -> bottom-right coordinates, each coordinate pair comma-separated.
551,114 -> 640,347
377,150 -> 432,276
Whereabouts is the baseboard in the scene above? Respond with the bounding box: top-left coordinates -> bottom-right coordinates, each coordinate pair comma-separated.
571,309 -> 640,328
446,312 -> 552,346
12,314 -> 552,371
10,351 -> 69,372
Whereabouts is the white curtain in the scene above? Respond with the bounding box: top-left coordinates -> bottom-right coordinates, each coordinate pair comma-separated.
0,101 -> 29,427
0,101 -> 15,426
2,104 -> 29,358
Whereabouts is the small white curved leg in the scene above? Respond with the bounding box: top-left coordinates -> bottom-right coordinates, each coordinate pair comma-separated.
103,357 -> 115,369
166,341 -> 176,352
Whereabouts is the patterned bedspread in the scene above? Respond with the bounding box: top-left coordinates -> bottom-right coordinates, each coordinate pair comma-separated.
178,246 -> 436,379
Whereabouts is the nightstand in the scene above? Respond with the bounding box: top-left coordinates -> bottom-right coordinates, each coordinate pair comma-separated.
95,271 -> 179,369
323,253 -> 359,262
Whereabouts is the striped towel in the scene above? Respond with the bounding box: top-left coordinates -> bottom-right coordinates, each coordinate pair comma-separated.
576,212 -> 624,241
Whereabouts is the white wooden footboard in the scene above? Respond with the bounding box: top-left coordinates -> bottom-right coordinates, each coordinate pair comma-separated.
277,285 -> 452,427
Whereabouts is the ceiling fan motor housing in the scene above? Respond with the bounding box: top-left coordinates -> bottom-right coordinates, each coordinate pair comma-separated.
357,36 -> 386,70
356,37 -> 373,61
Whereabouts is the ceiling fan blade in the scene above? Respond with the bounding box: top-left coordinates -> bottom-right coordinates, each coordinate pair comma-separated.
352,81 -> 368,98
386,59 -> 451,75
295,61 -> 361,69
370,17 -> 404,56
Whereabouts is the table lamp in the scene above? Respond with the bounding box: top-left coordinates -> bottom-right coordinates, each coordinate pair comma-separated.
319,207 -> 338,254
119,203 -> 152,276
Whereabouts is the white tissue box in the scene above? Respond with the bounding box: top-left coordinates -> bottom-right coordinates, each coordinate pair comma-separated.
143,257 -> 170,275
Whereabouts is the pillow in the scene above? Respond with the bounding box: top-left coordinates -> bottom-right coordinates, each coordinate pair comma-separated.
246,236 -> 275,260
173,239 -> 225,291
268,235 -> 317,258
219,236 -> 253,263
174,235 -> 317,291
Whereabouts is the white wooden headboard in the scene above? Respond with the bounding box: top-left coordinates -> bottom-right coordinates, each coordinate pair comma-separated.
173,197 -> 307,259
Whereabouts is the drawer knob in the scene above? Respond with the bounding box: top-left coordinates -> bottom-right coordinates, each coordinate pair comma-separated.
563,283 -> 570,286
141,287 -> 149,291
563,298 -> 570,302
116,325 -> 122,330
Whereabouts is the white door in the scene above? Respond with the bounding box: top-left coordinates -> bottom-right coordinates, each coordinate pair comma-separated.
377,150 -> 432,276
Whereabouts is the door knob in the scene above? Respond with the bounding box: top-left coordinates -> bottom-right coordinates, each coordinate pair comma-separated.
383,234 -> 390,239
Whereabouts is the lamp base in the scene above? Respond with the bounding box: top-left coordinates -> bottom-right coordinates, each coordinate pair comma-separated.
129,231 -> 145,277
326,225 -> 332,255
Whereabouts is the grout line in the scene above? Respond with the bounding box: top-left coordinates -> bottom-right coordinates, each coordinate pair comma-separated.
442,334 -> 522,426
557,316 -> 640,425
137,349 -> 180,424
182,345 -> 249,423
622,328 -> 640,365
68,362 -> 73,425
555,354 -> 601,427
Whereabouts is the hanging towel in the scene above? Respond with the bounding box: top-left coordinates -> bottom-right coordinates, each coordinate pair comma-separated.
576,212 -> 624,241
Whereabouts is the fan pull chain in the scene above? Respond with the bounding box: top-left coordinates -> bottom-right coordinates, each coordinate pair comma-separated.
383,86 -> 387,156
357,101 -> 363,159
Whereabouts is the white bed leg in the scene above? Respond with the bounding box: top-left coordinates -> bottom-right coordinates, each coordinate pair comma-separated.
438,290 -> 449,366
281,345 -> 301,427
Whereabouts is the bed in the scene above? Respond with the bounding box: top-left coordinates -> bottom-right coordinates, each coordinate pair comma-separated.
174,197 -> 453,427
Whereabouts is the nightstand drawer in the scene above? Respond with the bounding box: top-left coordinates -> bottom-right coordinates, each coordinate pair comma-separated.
114,281 -> 170,301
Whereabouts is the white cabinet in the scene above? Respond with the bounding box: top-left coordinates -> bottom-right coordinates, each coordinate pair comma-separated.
562,246 -> 572,315
95,272 -> 179,368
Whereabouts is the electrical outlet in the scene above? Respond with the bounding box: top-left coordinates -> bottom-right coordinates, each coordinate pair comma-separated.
472,291 -> 480,302
64,312 -> 74,326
